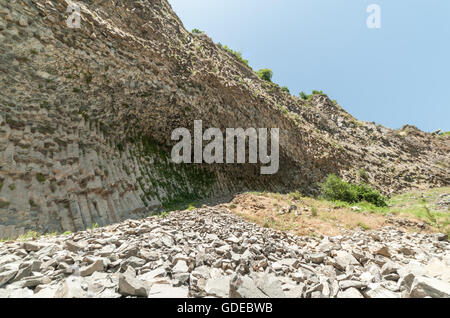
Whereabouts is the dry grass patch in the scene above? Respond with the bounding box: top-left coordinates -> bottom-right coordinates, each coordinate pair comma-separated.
227,191 -> 440,237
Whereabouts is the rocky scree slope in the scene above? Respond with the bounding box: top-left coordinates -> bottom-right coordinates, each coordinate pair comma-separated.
0,207 -> 449,298
0,0 -> 449,238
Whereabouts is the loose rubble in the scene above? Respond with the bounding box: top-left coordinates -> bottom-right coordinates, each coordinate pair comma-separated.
1,0 -> 449,240
0,207 -> 449,298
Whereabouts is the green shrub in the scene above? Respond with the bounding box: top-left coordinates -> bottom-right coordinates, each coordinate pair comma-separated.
300,90 -> 328,100
29,199 -> 39,208
320,174 -> 387,207
192,28 -> 203,34
281,86 -> 290,93
300,91 -> 309,100
36,174 -> 46,183
355,183 -> 388,207
312,90 -> 325,96
257,69 -> 273,82
320,174 -> 358,203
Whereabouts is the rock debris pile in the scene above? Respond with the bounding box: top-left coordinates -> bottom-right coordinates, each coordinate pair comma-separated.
0,208 -> 449,298
1,0 -> 449,239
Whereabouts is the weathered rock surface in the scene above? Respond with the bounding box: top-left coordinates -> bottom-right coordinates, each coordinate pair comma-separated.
0,208 -> 448,298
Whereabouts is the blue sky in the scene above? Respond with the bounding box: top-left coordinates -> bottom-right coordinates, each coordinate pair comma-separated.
168,0 -> 450,132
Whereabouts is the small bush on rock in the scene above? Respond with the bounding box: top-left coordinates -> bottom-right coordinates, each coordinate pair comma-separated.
320,174 -> 387,207
355,182 -> 388,207
312,90 -> 327,97
281,86 -> 290,93
320,174 -> 358,203
257,68 -> 273,82
300,91 -> 309,100
300,90 -> 329,100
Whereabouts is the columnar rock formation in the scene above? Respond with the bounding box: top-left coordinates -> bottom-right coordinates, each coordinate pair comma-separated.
0,0 -> 448,238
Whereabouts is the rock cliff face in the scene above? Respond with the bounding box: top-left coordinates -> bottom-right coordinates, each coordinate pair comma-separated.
0,0 -> 448,238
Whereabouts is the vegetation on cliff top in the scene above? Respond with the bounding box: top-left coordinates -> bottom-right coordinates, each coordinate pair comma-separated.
300,90 -> 329,100
217,43 -> 250,67
213,32 -> 333,101
191,28 -> 204,34
256,68 -> 273,82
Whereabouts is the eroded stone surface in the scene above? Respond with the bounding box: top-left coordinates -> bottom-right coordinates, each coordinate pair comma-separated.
0,208 -> 448,298
0,0 -> 448,240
